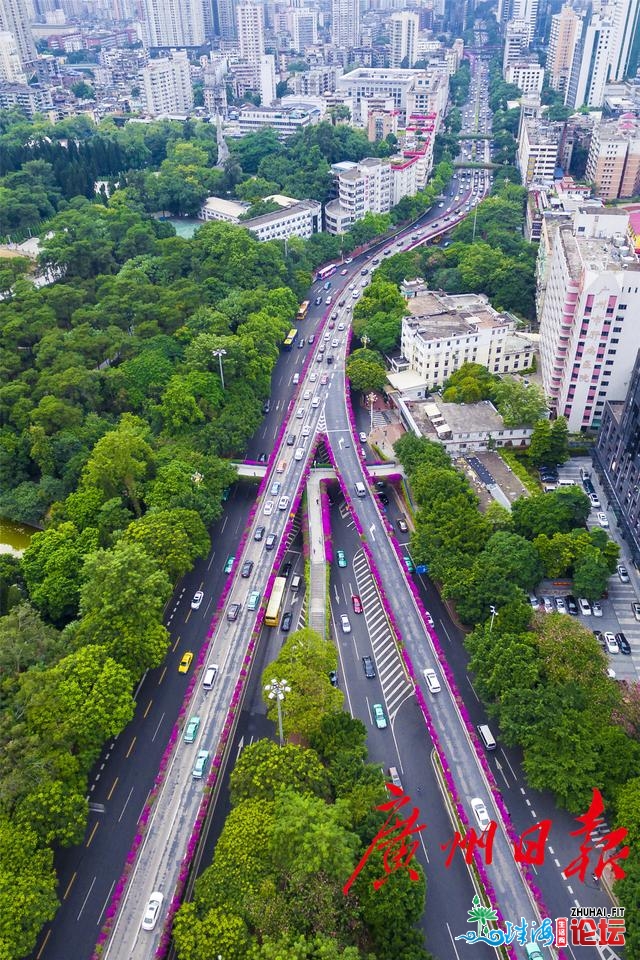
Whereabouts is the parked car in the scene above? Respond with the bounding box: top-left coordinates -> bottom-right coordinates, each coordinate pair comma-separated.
597,512 -> 609,528
555,596 -> 567,614
280,562 -> 292,579
632,601 -> 640,622
593,630 -> 604,647
592,600 -> 603,617
589,492 -> 601,508
191,591 -> 204,610
566,595 -> 578,616
578,598 -> 592,615
329,670 -> 338,687
604,632 -> 619,654
616,632 -> 631,655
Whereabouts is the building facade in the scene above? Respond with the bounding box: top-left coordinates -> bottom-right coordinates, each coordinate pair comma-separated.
141,0 -> 205,47
517,118 -> 562,185
547,4 -> 582,100
237,1 -> 265,63
594,350 -> 640,564
244,199 -> 322,241
505,59 -> 544,94
140,51 -> 193,116
0,0 -> 37,71
331,0 -> 359,48
0,30 -> 25,81
389,11 -> 419,68
538,208 -> 640,431
585,115 -> 640,201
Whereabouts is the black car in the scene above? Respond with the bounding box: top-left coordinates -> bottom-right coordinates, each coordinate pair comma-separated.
378,493 -> 389,506
375,481 -> 386,491
593,630 -> 604,647
241,560 -> 254,578
265,533 -> 277,550
315,296 -> 322,305
254,525 -> 265,542
397,516 -> 408,533
262,399 -> 271,414
326,356 -> 334,364
258,452 -> 268,463
329,670 -> 338,687
280,611 -> 293,632
281,562 -> 292,579
286,434 -> 296,446
566,595 -> 578,616
298,338 -> 305,348
362,656 -> 376,679
616,632 -> 631,655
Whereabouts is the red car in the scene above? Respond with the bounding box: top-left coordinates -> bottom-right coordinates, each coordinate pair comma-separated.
352,595 -> 363,614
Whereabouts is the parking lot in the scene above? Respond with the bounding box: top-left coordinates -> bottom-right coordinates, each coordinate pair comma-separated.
551,457 -> 640,683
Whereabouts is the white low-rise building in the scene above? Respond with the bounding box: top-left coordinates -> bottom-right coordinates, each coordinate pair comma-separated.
199,197 -> 250,223
398,396 -> 534,454
399,287 -> 536,388
244,199 -> 322,242
230,105 -> 320,137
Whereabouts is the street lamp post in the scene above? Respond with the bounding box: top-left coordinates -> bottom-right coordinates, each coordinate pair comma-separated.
212,348 -> 227,391
489,605 -> 497,634
366,391 -> 376,434
264,678 -> 291,747
361,334 -> 370,350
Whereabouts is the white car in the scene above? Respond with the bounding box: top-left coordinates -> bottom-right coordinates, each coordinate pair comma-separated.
471,797 -> 491,832
331,338 -> 339,348
142,892 -> 164,931
597,512 -> 609,528
338,322 -> 345,331
589,492 -> 601,508
303,389 -> 311,400
555,596 -> 567,614
340,614 -> 351,633
278,496 -> 290,511
296,407 -> 305,419
423,668 -> 441,694
605,632 -> 619,654
302,424 -> 311,437
311,396 -> 320,408
359,432 -> 367,443
578,598 -> 592,616
191,591 -> 204,610
542,596 -> 554,613
264,500 -> 274,515
310,372 -> 317,381
592,600 -> 603,617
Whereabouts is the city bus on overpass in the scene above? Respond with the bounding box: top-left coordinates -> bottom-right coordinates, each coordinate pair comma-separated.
265,577 -> 287,627
296,300 -> 309,322
315,264 -> 337,282
283,328 -> 298,349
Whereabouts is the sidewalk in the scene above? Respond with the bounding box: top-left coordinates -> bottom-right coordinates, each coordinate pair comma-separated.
305,469 -> 334,638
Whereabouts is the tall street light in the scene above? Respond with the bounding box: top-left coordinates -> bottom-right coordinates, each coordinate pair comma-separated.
212,348 -> 227,391
366,391 -> 377,433
489,605 -> 497,634
265,678 -> 290,747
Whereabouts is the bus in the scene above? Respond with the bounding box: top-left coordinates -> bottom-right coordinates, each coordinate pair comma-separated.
315,264 -> 337,282
265,577 -> 287,627
296,300 -> 309,322
283,328 -> 298,349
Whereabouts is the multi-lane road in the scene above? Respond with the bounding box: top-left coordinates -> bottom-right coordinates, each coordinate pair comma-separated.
35,55 -> 617,960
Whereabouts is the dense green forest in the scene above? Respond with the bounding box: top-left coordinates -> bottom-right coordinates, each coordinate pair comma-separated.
394,435 -> 640,951
172,629 -> 432,960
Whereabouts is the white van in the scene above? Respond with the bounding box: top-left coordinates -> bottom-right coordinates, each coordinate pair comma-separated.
355,481 -> 366,497
203,663 -> 218,690
477,724 -> 496,750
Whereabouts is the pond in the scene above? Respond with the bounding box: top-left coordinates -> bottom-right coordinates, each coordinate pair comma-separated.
0,517 -> 38,555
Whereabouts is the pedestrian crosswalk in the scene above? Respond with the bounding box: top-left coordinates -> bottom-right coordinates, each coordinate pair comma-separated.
352,550 -> 414,720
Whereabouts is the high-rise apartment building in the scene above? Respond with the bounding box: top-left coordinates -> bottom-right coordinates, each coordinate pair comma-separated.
389,11 -> 419,68
585,115 -> 640,200
290,8 -> 317,52
0,0 -> 37,72
517,118 -> 562,184
538,208 -> 640,431
505,59 -> 544,93
594,350 -> 640,564
215,0 -> 236,40
547,4 -> 581,100
567,11 -> 613,108
141,0 -> 205,47
609,0 -> 640,81
332,0 -> 359,48
503,19 -> 529,71
510,0 -> 538,44
237,2 -> 265,63
140,50 -> 194,115
0,30 -> 25,81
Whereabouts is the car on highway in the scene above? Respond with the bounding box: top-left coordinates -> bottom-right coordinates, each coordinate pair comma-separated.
331,338 -> 339,348
604,632 -> 619,654
265,533 -> 277,550
302,425 -> 311,437
359,431 -> 367,443
295,446 -> 305,460
372,703 -> 387,729
303,389 -> 311,400
321,374 -> 329,385
227,602 -> 241,621
247,590 -> 261,611
403,555 -> 415,573
280,611 -> 293,632
308,335 -> 315,345
224,554 -> 234,573
281,561 -> 292,578
315,296 -> 322,305
633,601 -> 640,621
337,549 -> 347,567
254,525 -> 265,541
311,396 -> 320,408
258,452 -> 267,463
423,668 -> 441,694
192,749 -> 210,780
362,656 -> 376,678
184,716 -> 200,743
264,500 -> 274,515
296,407 -> 305,419
340,614 -> 351,633
309,372 -> 317,381
178,651 -> 193,673
241,560 -> 253,578
397,516 -> 408,533
525,943 -> 544,960
616,632 -> 631,655
338,322 -> 345,330
352,594 -> 363,614
597,512 -> 609,527
278,496 -> 290,511
270,481 -> 281,496
388,766 -> 402,789
617,564 -> 630,583
191,590 -> 204,610
142,892 -> 164,931
471,797 -> 491,832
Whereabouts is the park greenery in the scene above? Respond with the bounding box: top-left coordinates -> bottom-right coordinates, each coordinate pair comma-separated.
394,434 -> 640,946
173,629 -> 431,960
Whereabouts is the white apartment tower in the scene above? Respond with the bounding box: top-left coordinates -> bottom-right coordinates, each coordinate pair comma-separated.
609,0 -> 640,81
0,0 -> 36,72
390,12 -> 419,68
291,8 -> 317,51
237,2 -> 265,63
511,0 -> 539,44
332,0 -> 359,48
567,11 -> 613,108
547,4 -> 582,100
141,50 -> 194,115
141,0 -> 205,47
538,209 -> 640,431
0,30 -> 25,81
503,19 -> 529,71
